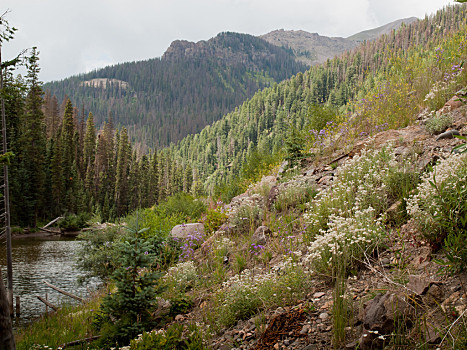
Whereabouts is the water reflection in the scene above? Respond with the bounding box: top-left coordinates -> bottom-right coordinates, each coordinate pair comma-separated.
0,236 -> 99,327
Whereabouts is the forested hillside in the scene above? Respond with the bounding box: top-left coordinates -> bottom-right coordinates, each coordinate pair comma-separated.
171,5 -> 467,195
43,32 -> 308,150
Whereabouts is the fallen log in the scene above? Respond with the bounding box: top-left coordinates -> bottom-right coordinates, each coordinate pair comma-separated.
59,335 -> 100,349
42,280 -> 84,303
36,295 -> 58,311
38,227 -> 59,234
42,216 -> 64,229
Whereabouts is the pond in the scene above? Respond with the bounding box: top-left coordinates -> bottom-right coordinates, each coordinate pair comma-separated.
0,235 -> 99,327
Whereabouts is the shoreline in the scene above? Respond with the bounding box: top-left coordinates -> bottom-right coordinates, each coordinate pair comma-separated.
12,230 -> 81,239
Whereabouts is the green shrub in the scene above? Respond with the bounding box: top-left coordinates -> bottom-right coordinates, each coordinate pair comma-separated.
204,207 -> 228,234
76,224 -> 123,283
154,193 -> 206,222
274,176 -> 317,213
229,199 -> 263,234
425,113 -> 453,134
215,261 -> 309,327
58,212 -> 91,231
407,153 -> 467,273
129,323 -> 207,350
93,220 -> 163,347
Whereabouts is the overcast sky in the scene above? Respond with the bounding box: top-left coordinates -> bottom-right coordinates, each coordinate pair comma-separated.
1,0 -> 455,82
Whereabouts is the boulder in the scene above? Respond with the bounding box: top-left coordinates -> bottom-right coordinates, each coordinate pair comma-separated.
407,275 -> 441,296
252,225 -> 271,245
438,95 -> 464,115
360,293 -> 412,349
435,129 -> 460,141
170,223 -> 204,240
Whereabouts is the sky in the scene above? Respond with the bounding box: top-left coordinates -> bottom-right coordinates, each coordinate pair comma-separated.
1,0 -> 456,83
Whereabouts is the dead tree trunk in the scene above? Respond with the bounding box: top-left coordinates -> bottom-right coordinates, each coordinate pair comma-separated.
0,269 -> 15,350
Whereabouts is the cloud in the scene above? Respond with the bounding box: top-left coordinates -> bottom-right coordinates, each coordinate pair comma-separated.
1,0 -> 452,82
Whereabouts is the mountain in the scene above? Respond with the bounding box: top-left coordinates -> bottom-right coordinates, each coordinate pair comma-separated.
259,17 -> 418,66
259,30 -> 356,66
347,17 -> 418,42
43,32 -> 308,150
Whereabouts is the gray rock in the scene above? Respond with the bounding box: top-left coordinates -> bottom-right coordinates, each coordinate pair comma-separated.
407,275 -> 434,295
300,324 -> 311,335
278,161 -> 288,175
363,293 -> 411,335
319,312 -> 329,321
252,225 -> 271,245
170,223 -> 204,240
436,129 -> 460,141
381,257 -> 391,267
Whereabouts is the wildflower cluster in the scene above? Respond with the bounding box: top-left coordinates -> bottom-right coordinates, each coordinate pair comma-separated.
303,207 -> 385,275
406,152 -> 467,242
129,323 -> 206,350
211,237 -> 235,257
354,79 -> 418,134
228,195 -> 263,234
304,146 -> 411,236
163,261 -> 198,292
216,259 -> 309,326
249,243 -> 265,256
178,229 -> 205,262
274,174 -> 317,212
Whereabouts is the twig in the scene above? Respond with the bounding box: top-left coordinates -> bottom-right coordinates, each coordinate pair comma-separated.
438,308 -> 467,348
58,335 -> 100,349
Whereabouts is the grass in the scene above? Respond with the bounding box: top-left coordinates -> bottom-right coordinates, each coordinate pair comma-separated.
15,289 -> 107,350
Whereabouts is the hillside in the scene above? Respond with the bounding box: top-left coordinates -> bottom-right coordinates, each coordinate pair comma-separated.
347,17 -> 418,42
43,32 -> 308,150
260,18 -> 417,66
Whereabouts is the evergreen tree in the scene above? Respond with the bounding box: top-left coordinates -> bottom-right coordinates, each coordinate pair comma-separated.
115,128 -> 130,217
17,47 -> 46,226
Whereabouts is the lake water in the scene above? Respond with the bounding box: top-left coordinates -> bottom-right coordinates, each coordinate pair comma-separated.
0,236 -> 99,327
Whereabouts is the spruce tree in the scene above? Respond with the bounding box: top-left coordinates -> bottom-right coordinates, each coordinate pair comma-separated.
18,47 -> 46,226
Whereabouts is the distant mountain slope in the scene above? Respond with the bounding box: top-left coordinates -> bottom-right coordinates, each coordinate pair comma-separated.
259,30 -> 355,66
347,17 -> 418,42
260,18 -> 418,66
44,32 -> 308,150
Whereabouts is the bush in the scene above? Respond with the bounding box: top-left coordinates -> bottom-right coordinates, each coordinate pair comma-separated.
58,212 -> 91,232
274,176 -> 317,213
204,207 -> 228,234
163,261 -> 198,293
407,153 -> 467,273
425,113 -> 453,135
129,323 -> 207,350
76,224 -> 123,283
304,207 -> 385,276
407,153 -> 467,243
229,199 -> 263,234
304,146 -> 417,237
93,220 -> 163,347
155,193 -> 206,222
215,261 -> 309,327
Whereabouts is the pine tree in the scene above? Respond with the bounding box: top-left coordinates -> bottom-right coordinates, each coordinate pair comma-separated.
60,99 -> 77,213
115,128 -> 130,217
17,47 -> 46,226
